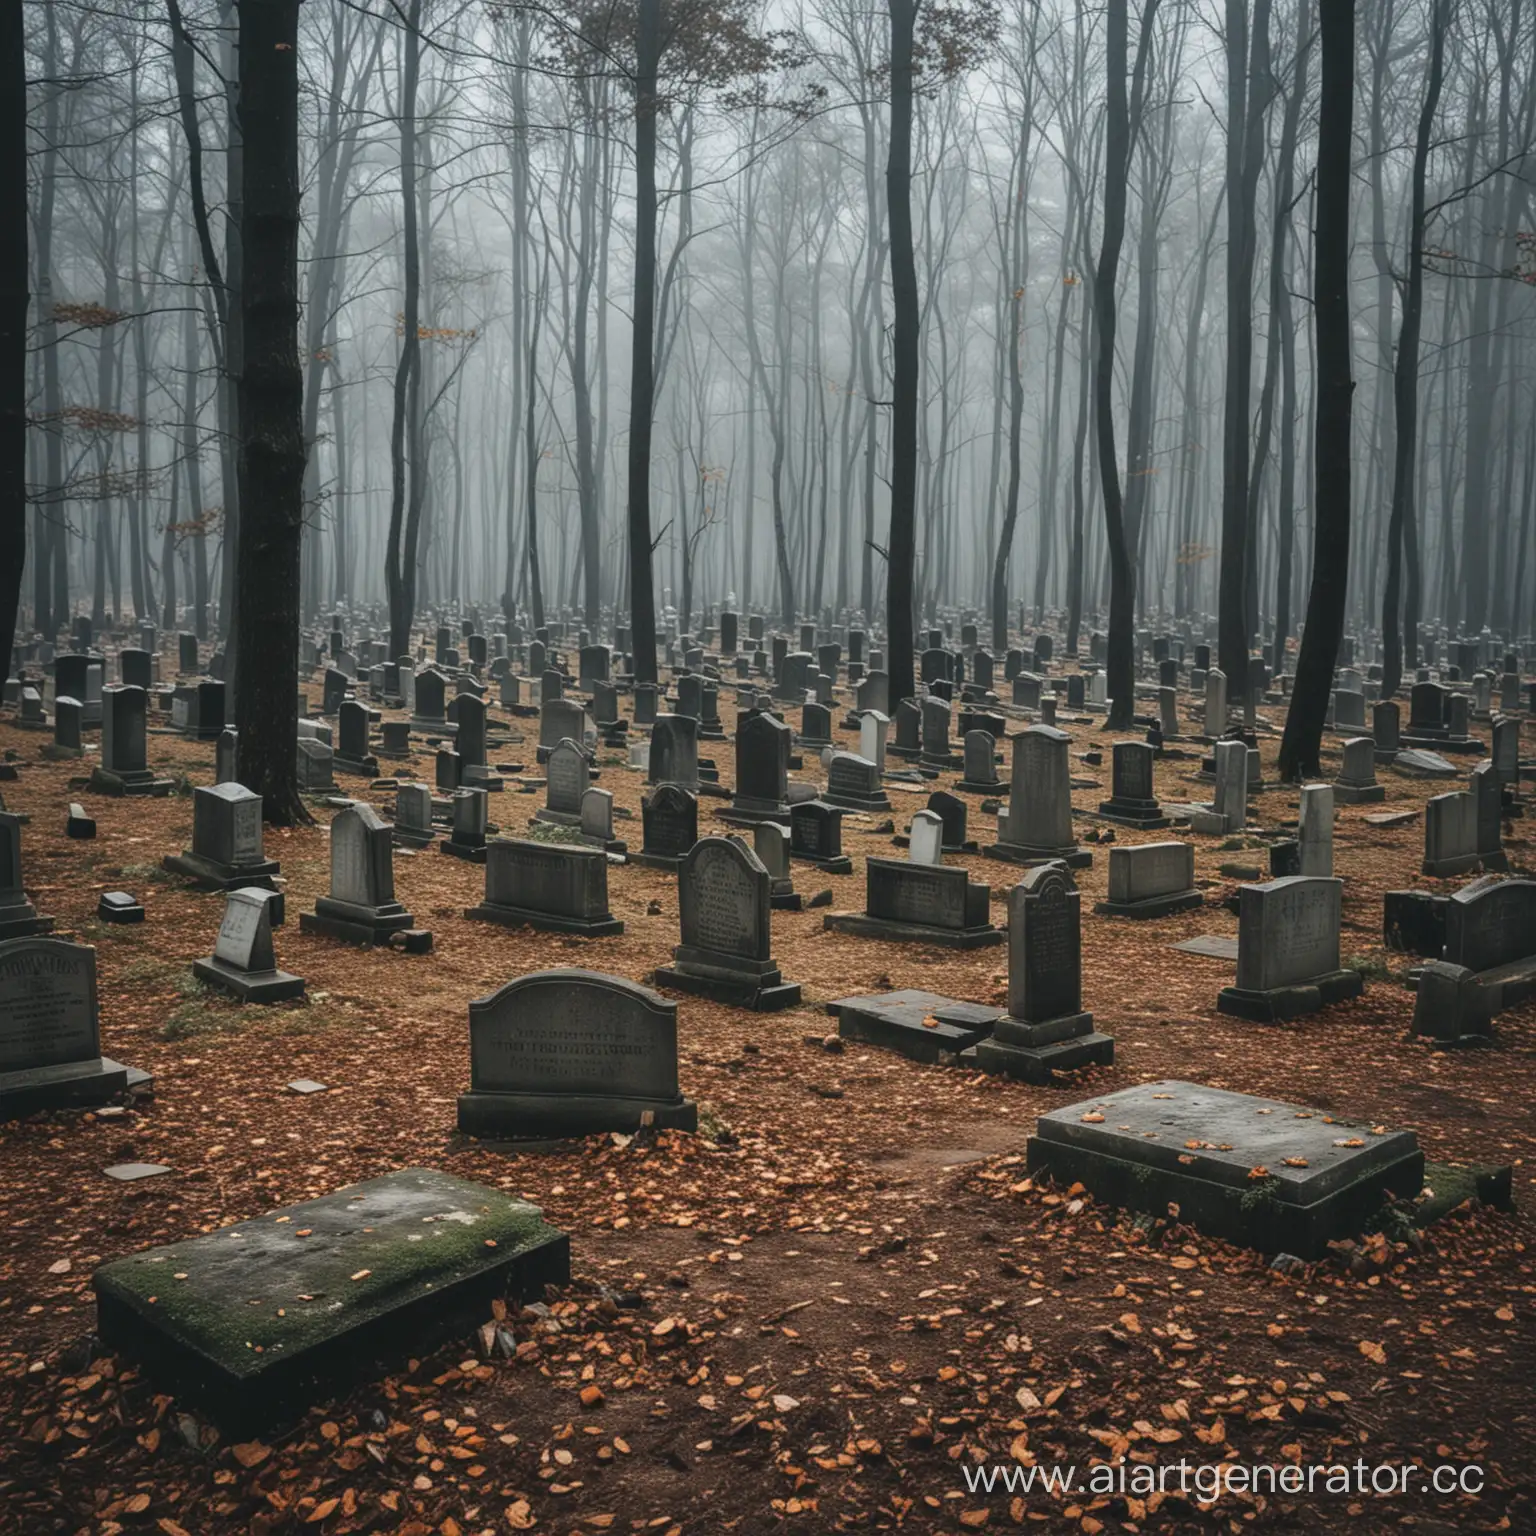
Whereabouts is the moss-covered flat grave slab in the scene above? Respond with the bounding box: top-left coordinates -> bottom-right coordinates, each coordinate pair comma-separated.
94,1167 -> 569,1432
827,988 -> 1003,1064
1027,1080 -> 1424,1258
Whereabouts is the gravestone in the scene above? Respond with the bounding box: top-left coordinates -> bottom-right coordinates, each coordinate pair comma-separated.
0,812 -> 55,940
632,783 -> 699,871
177,632 -> 199,674
119,648 -> 152,690
825,858 -> 1003,949
410,667 -> 451,733
537,738 -> 590,827
164,783 -> 280,892
393,782 -> 437,848
655,837 -> 801,1009
919,696 -> 961,771
956,729 -> 1001,793
1158,685 -> 1180,740
648,713 -> 700,792
926,789 -> 974,852
858,710 -> 888,775
296,735 -> 335,792
1025,1080 -> 1424,1258
1012,673 -> 1042,711
1094,840 -> 1202,919
1217,875 -> 1362,1020
799,701 -> 834,749
335,700 -> 379,777
378,720 -> 412,759
1471,759 -> 1508,870
789,799 -> 850,873
827,988 -> 1001,1064
824,750 -> 890,811
1411,878 -> 1536,1046
94,1168 -> 568,1432
46,696 -> 83,758
194,887 -> 304,1003
889,697 -> 922,759
988,726 -> 1089,867
1332,689 -> 1367,730
753,821 -> 799,910
458,971 -> 696,1137
579,786 -> 623,852
1298,783 -> 1335,877
91,685 -> 173,796
301,804 -> 429,950
721,709 -> 792,826
456,695 -> 500,789
1333,737 -> 1385,803
975,864 -> 1114,1081
1373,701 -> 1401,761
0,938 -> 147,1119
1097,741 -> 1168,828
440,787 -> 490,862
467,839 -> 622,935
321,666 -> 351,716
908,809 -> 944,865
215,726 -> 239,786
1203,668 -> 1227,736
1422,790 -> 1480,877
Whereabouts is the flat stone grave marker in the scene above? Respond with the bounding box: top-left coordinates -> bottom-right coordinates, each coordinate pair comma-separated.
286,1079 -> 327,1094
458,970 -> 696,1137
1026,1080 -> 1424,1257
0,937 -> 148,1119
97,890 -> 144,924
104,1162 -> 171,1182
93,1168 -> 569,1432
827,988 -> 1002,1065
655,836 -> 801,1010
194,887 -> 305,1003
1173,934 -> 1240,961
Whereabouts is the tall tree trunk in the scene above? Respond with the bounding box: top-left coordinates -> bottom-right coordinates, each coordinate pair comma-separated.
626,0 -> 661,683
232,0 -> 307,822
885,0 -> 919,708
1382,0 -> 1448,697
0,0 -> 24,682
1279,0 -> 1354,781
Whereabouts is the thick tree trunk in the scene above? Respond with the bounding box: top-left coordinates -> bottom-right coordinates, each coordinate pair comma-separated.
1279,0 -> 1354,781
233,0 -> 308,823
885,0 -> 919,708
0,0 -> 24,683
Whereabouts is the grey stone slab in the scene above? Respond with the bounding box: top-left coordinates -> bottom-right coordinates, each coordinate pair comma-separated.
1172,934 -> 1240,960
103,1162 -> 171,1181
826,989 -> 1002,1063
93,1168 -> 568,1432
286,1079 -> 327,1095
1026,1079 -> 1424,1256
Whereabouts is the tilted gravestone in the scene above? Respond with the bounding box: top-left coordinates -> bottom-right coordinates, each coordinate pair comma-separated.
467,839 -> 622,936
975,863 -> 1115,1082
0,812 -> 55,940
632,783 -> 698,871
163,783 -> 281,893
1217,875 -> 1362,1021
1025,1080 -> 1424,1258
0,937 -> 148,1119
194,887 -> 304,1003
457,969 -> 696,1138
988,726 -> 1090,867
825,857 -> 1003,949
1094,840 -> 1202,919
300,803 -> 430,951
1411,878 -> 1536,1046
655,836 -> 801,1010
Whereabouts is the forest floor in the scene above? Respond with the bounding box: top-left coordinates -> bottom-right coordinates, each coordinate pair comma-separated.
0,689 -> 1532,1536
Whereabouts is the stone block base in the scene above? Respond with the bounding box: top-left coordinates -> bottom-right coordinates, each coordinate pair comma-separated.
1217,967 -> 1364,1021
458,1090 -> 697,1140
193,956 -> 306,1004
653,966 -> 802,1012
464,901 -> 623,937
822,911 -> 1004,949
1094,889 -> 1204,920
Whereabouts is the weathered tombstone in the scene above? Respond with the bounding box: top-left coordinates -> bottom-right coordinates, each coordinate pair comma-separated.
826,857 -> 1003,948
411,667 -> 450,732
1217,876 -> 1361,1020
579,786 -> 622,852
301,804 -> 429,950
823,750 -> 890,811
1203,667 -> 1227,736
1012,673 -> 1042,711
1332,688 -> 1367,730
164,783 -> 281,891
919,695 -> 960,770
1407,680 -> 1449,737
1373,700 -> 1401,761
957,728 -> 1000,793
789,799 -> 850,873
177,631 -> 199,674
334,700 -> 379,777
441,787 -> 490,862
537,699 -> 587,764
648,713 -> 700,792
889,697 -> 922,759
467,838 -> 622,935
752,821 -> 799,910
194,887 -> 304,1003
1298,784 -> 1335,877
1333,737 -> 1385,804
989,726 -> 1089,866
1024,1079 -> 1424,1258
1422,790 -> 1480,876
1491,716 -> 1520,800
0,813 -> 55,939
799,701 -> 834,749
322,666 -> 351,716
457,970 -> 696,1137
1097,741 -> 1167,827
393,782 -> 437,848
856,670 -> 890,716
655,837 -> 801,1009
46,696 -> 83,758
858,710 -> 888,775
975,864 -> 1114,1081
215,726 -> 239,787
0,937 -> 148,1118
1209,738 -> 1248,832
725,710 -> 791,824
1094,840 -> 1202,919
91,684 -> 173,797
1471,759 -> 1508,871
1158,685 -> 1181,741
633,783 -> 699,871
538,738 -> 590,826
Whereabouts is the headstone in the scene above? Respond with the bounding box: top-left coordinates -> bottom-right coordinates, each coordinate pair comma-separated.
1097,741 -> 1167,827
1298,783 -> 1334,877
975,864 -> 1114,1081
334,700 -> 379,777
296,735 -> 335,792
163,783 -> 280,890
858,710 -> 888,775
655,837 -> 801,1009
467,837 -> 622,936
989,726 -> 1088,866
47,696 -> 83,758
91,685 -> 173,797
823,750 -> 890,811
0,938 -> 146,1119
1373,700 -> 1401,761
300,803 -> 428,949
789,799 -> 850,873
97,890 -> 144,924
648,714 -> 700,792
1422,790 -> 1480,877
538,738 -> 590,826
908,809 -> 944,865
725,710 -> 791,823
393,782 -> 437,847
633,783 -> 699,870
1095,838 -> 1202,919
0,813 -> 54,940
752,820 -> 799,910
1217,876 -> 1362,1020
1203,667 -> 1227,736
215,727 -> 239,786
1471,759 -> 1507,871
457,971 -> 696,1137
1333,736 -> 1385,803
825,858 -> 1003,949
957,728 -> 1000,792
177,632 -> 199,674
194,887 -> 304,1002
1210,738 -> 1248,831
441,787 -> 490,862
